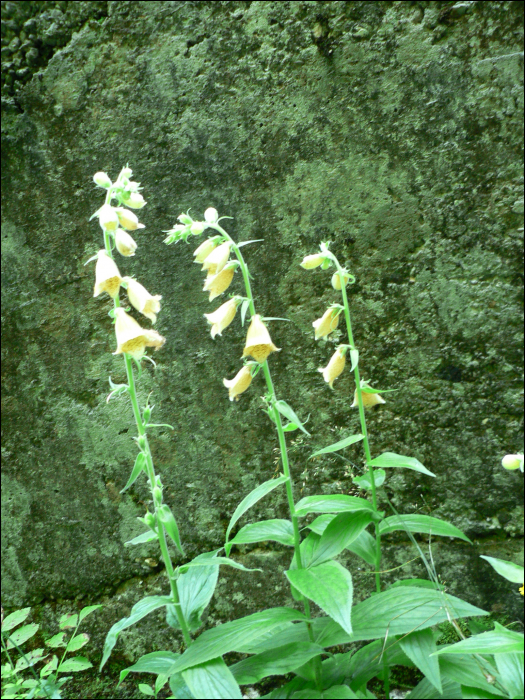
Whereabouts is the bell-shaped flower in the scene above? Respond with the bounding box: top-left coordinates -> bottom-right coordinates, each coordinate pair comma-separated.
98,204 -> 119,231
300,254 -> 325,269
351,381 -> 386,409
203,263 -> 236,301
113,308 -> 166,360
201,241 -> 231,275
242,315 -> 280,364
205,207 -> 219,224
94,250 -> 123,298
313,307 -> 341,340
125,192 -> 146,209
93,172 -> 112,189
204,297 -> 240,338
123,277 -> 162,323
319,346 -> 346,389
223,365 -> 253,401
331,270 -> 352,290
115,207 -> 145,231
194,237 -> 219,263
115,228 -> 138,257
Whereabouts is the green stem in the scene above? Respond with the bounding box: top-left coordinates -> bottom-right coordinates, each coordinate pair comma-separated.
331,257 -> 382,593
213,223 -> 323,691
101,193 -> 192,648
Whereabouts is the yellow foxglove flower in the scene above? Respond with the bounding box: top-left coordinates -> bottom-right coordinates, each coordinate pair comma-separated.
242,315 -> 281,363
113,308 -> 166,360
204,297 -> 240,338
502,454 -> 524,472
125,192 -> 146,209
115,207 -> 145,231
351,381 -> 386,409
115,228 -> 138,257
203,264 -> 235,301
520,585 -> 524,596
201,241 -> 231,275
300,254 -> 325,269
319,346 -> 346,389
313,308 -> 340,340
93,250 -> 123,298
194,238 -> 219,263
223,365 -> 253,401
123,277 -> 162,324
98,204 -> 119,231
331,271 -> 351,290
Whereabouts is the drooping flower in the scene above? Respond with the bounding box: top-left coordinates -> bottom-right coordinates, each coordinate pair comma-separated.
201,241 -> 231,275
501,454 -> 524,472
223,365 -> 253,401
93,250 -> 123,298
203,264 -> 236,301
242,315 -> 280,363
123,277 -> 162,323
98,204 -> 119,231
313,308 -> 341,340
331,270 -> 352,290
115,228 -> 138,257
319,346 -> 346,389
115,207 -> 145,231
351,381 -> 386,409
125,192 -> 146,209
113,308 -> 166,360
300,254 -> 325,269
194,238 -> 219,263
204,297 -> 241,338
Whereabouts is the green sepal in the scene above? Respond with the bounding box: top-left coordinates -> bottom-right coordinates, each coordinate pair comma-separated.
120,452 -> 147,493
157,504 -> 184,555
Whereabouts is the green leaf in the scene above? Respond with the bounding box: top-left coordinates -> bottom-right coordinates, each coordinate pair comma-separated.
480,556 -> 524,584
78,605 -> 102,624
179,557 -> 261,574
400,629 -> 442,694
45,632 -> 67,648
283,422 -> 299,432
313,587 -> 488,648
406,677 -> 462,698
57,656 -> 93,673
346,638 -> 413,691
182,657 -> 242,699
226,475 -> 288,544
379,515 -> 471,543
460,686 -> 503,699
352,469 -> 386,490
4,623 -> 39,650
302,512 -> 374,569
238,239 -> 264,248
1,608 -> 31,632
157,504 -> 184,555
124,530 -> 158,546
346,530 -> 377,567
65,633 -> 89,653
226,519 -> 294,554
322,684 -> 359,698
286,561 -> 353,635
495,651 -> 524,699
309,434 -> 364,459
166,608 -> 307,676
438,656 -> 507,697
100,596 -> 173,669
230,642 -> 324,685
432,623 -> 524,655
274,400 -> 311,436
348,349 -> 359,373
295,495 -> 373,518
137,684 -> 154,696
176,551 -> 221,633
391,579 -> 445,591
169,672 -> 195,699
120,651 -> 180,685
240,299 -> 250,326
369,452 -> 435,477
59,612 -> 78,629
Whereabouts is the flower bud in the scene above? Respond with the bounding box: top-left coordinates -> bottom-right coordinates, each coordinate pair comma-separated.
98,204 -> 119,231
312,308 -> 340,340
223,365 -> 253,401
204,207 -> 219,224
93,171 -> 112,189
300,254 -> 325,270
94,250 -> 123,298
115,207 -> 145,231
115,228 -> 138,257
331,271 -> 352,290
201,241 -> 231,275
319,346 -> 346,389
144,512 -> 157,530
502,454 -> 524,471
194,237 -> 219,263
242,315 -> 280,363
121,167 -> 133,178
123,277 -> 162,323
204,297 -> 240,338
125,192 -> 146,209
153,486 -> 163,505
178,213 -> 193,225
190,221 -> 206,236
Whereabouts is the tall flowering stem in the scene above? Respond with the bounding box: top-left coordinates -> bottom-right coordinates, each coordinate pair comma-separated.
94,169 -> 192,647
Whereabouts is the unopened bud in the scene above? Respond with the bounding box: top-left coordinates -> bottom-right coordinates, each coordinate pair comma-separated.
153,486 -> 163,505
93,172 -> 112,189
126,192 -> 147,209
191,221 -> 206,235
115,228 -> 138,257
178,213 -> 193,225
115,208 -> 144,231
121,167 -> 133,178
143,406 -> 152,424
144,512 -> 157,529
137,436 -> 147,449
204,208 -> 219,224
502,454 -> 524,471
300,254 -> 325,270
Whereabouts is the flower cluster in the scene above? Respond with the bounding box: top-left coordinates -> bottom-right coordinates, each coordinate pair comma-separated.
91,167 -> 165,361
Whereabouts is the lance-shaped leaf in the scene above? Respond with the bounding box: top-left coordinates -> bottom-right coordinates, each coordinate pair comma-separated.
309,434 -> 364,459
230,642 -> 325,685
57,656 -> 93,673
379,515 -> 471,543
400,628 -> 442,694
225,475 -> 288,545
274,400 -> 310,436
174,550 -> 220,634
1,608 -> 31,632
295,494 -> 373,518
369,452 -> 435,477
124,530 -> 158,546
120,651 -> 180,685
496,651 -> 524,699
226,519 -> 294,555
286,561 -> 353,635
353,469 -> 386,490
120,452 -> 147,493
78,605 -> 102,624
182,657 -> 242,700
349,348 -> 359,372
438,655 -> 508,697
4,623 -> 39,649
432,622 -> 524,656
301,512 -> 374,569
480,556 -> 524,584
